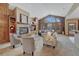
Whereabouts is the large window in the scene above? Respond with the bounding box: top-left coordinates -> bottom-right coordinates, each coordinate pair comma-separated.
56,18 -> 61,22
41,15 -> 65,33
45,16 -> 64,23
45,16 -> 56,23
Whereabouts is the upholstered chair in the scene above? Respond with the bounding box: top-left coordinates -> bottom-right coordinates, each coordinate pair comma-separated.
21,34 -> 43,56
9,33 -> 21,48
43,31 -> 57,48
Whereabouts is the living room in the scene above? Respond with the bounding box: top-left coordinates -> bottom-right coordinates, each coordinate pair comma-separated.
0,3 -> 79,56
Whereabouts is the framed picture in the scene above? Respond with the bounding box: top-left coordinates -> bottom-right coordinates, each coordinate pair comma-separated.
20,14 -> 28,24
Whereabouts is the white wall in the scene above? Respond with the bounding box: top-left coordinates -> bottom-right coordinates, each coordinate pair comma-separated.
66,6 -> 79,19
16,7 -> 29,22
15,7 -> 31,36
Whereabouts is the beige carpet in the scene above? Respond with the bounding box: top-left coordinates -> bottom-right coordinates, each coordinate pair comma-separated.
0,43 -> 73,56
0,35 -> 79,56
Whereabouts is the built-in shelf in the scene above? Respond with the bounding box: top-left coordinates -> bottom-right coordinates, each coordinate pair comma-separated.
9,16 -> 16,33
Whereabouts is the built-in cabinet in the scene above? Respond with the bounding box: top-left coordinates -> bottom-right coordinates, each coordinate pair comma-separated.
0,3 -> 9,15
0,3 -> 9,43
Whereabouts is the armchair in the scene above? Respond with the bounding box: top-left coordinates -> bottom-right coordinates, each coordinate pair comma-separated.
9,33 -> 21,48
43,31 -> 57,48
21,34 -> 43,56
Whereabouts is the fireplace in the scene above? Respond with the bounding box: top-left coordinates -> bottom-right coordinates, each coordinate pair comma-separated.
19,27 -> 29,35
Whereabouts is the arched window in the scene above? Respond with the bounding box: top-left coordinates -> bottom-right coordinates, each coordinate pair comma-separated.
45,16 -> 56,23
56,18 -> 61,22
44,15 -> 63,23
40,15 -> 65,33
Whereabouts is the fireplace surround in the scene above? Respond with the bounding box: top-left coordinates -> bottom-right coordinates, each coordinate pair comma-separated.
19,27 -> 29,35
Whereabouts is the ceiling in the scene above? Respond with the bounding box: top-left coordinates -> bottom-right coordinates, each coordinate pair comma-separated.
9,3 -> 73,18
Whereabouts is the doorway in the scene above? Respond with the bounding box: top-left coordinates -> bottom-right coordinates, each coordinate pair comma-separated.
68,23 -> 76,35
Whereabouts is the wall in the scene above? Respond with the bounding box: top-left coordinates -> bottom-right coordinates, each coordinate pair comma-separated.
15,7 -> 29,23
65,5 -> 79,35
66,6 -> 79,19
14,7 -> 30,36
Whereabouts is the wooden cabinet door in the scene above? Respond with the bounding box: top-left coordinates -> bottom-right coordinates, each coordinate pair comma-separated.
0,3 -> 9,15
0,23 -> 4,43
0,3 -> 9,44
0,15 -> 9,44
